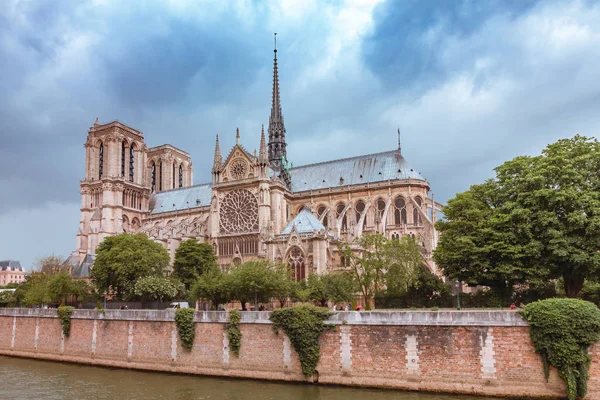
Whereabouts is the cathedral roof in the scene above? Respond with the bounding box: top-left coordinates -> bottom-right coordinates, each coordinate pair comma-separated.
288,149 -> 425,193
149,183 -> 213,214
281,208 -> 325,235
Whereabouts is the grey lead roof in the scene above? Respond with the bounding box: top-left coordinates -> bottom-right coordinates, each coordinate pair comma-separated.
149,183 -> 213,214
0,260 -> 23,271
147,149 -> 426,215
288,150 -> 425,192
281,208 -> 326,235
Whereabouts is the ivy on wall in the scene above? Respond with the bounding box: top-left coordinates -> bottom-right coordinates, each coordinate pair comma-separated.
521,298 -> 600,400
270,305 -> 333,377
227,309 -> 242,356
174,308 -> 195,349
57,306 -> 74,338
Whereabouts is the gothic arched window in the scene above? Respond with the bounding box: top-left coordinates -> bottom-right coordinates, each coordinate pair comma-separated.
172,162 -> 176,189
394,197 -> 407,225
179,165 -> 183,188
151,162 -> 156,192
317,205 -> 328,228
376,198 -> 386,224
129,146 -> 134,182
121,141 -> 126,177
99,143 -> 104,179
288,247 -> 306,282
159,162 -> 163,191
413,197 -> 423,225
355,200 -> 366,229
336,203 -> 347,231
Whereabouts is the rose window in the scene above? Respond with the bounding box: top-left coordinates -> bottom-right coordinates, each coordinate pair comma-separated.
229,159 -> 248,180
219,189 -> 259,233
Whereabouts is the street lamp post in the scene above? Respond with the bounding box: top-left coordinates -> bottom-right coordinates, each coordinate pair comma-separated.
455,280 -> 461,311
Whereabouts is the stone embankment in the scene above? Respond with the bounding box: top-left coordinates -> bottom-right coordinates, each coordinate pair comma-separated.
0,309 -> 593,399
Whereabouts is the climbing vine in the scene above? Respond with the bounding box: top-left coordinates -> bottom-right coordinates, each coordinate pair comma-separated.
174,308 -> 195,349
270,304 -> 333,377
57,306 -> 74,338
520,298 -> 600,400
227,309 -> 242,356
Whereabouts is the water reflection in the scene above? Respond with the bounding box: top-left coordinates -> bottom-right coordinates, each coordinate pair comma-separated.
0,356 -> 497,400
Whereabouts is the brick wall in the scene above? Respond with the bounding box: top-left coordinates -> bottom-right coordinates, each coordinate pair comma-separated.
0,309 -> 596,399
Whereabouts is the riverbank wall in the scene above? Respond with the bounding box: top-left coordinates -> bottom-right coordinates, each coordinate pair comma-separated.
0,309 -> 594,399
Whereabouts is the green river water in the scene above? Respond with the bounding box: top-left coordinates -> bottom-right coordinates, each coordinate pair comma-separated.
0,355 -> 501,400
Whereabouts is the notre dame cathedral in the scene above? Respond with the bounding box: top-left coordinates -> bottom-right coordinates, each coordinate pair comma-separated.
68,43 -> 443,280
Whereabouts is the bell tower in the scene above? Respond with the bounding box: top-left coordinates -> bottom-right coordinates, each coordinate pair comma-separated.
76,119 -> 149,262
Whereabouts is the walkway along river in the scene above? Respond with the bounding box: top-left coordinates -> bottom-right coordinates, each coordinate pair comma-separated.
0,355 -> 501,400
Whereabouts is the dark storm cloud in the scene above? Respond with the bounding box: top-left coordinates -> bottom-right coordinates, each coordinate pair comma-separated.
2,0 -> 600,270
362,0 -> 540,93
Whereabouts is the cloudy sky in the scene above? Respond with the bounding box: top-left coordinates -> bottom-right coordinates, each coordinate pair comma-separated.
1,0 -> 599,270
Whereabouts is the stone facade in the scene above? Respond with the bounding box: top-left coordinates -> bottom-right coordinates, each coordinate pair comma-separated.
1,309 -> 597,399
0,260 -> 26,285
70,45 -> 443,277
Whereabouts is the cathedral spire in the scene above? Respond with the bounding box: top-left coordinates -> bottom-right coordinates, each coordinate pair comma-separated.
236,127 -> 240,145
212,134 -> 222,173
259,124 -> 268,164
268,32 -> 287,172
397,127 -> 401,154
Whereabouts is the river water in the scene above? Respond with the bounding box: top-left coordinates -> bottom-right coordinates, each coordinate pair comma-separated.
0,355 -> 499,400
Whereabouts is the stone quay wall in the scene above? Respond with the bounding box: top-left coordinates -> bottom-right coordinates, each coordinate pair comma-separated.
0,309 -> 596,399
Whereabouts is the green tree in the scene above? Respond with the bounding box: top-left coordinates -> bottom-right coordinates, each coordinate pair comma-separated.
134,276 -> 183,302
307,273 -> 355,307
173,240 -> 217,290
91,233 -> 170,300
48,272 -> 79,305
435,135 -> 600,298
229,260 -> 280,310
191,269 -> 232,309
339,234 -> 384,309
0,290 -> 16,306
33,255 -> 66,274
270,263 -> 296,308
385,235 -> 423,295
22,274 -> 52,306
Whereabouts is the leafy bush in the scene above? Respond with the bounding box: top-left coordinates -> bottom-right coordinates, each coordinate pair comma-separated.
174,308 -> 195,349
0,290 -> 16,306
134,276 -> 182,302
57,306 -> 74,337
227,309 -> 242,356
521,298 -> 600,400
270,305 -> 333,377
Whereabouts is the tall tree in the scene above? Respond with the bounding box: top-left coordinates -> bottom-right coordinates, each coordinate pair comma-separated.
33,255 -> 66,274
191,269 -> 232,309
228,260 -> 280,310
91,233 -> 170,300
385,235 -> 422,295
339,233 -> 389,309
173,240 -> 217,290
48,272 -> 79,305
435,135 -> 600,298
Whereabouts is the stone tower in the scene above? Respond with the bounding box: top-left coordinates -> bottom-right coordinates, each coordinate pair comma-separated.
268,33 -> 287,173
75,119 -> 149,262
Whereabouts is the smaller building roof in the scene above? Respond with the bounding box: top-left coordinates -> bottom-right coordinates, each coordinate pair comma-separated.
281,208 -> 326,235
149,183 -> 213,215
0,260 -> 24,272
71,254 -> 95,279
